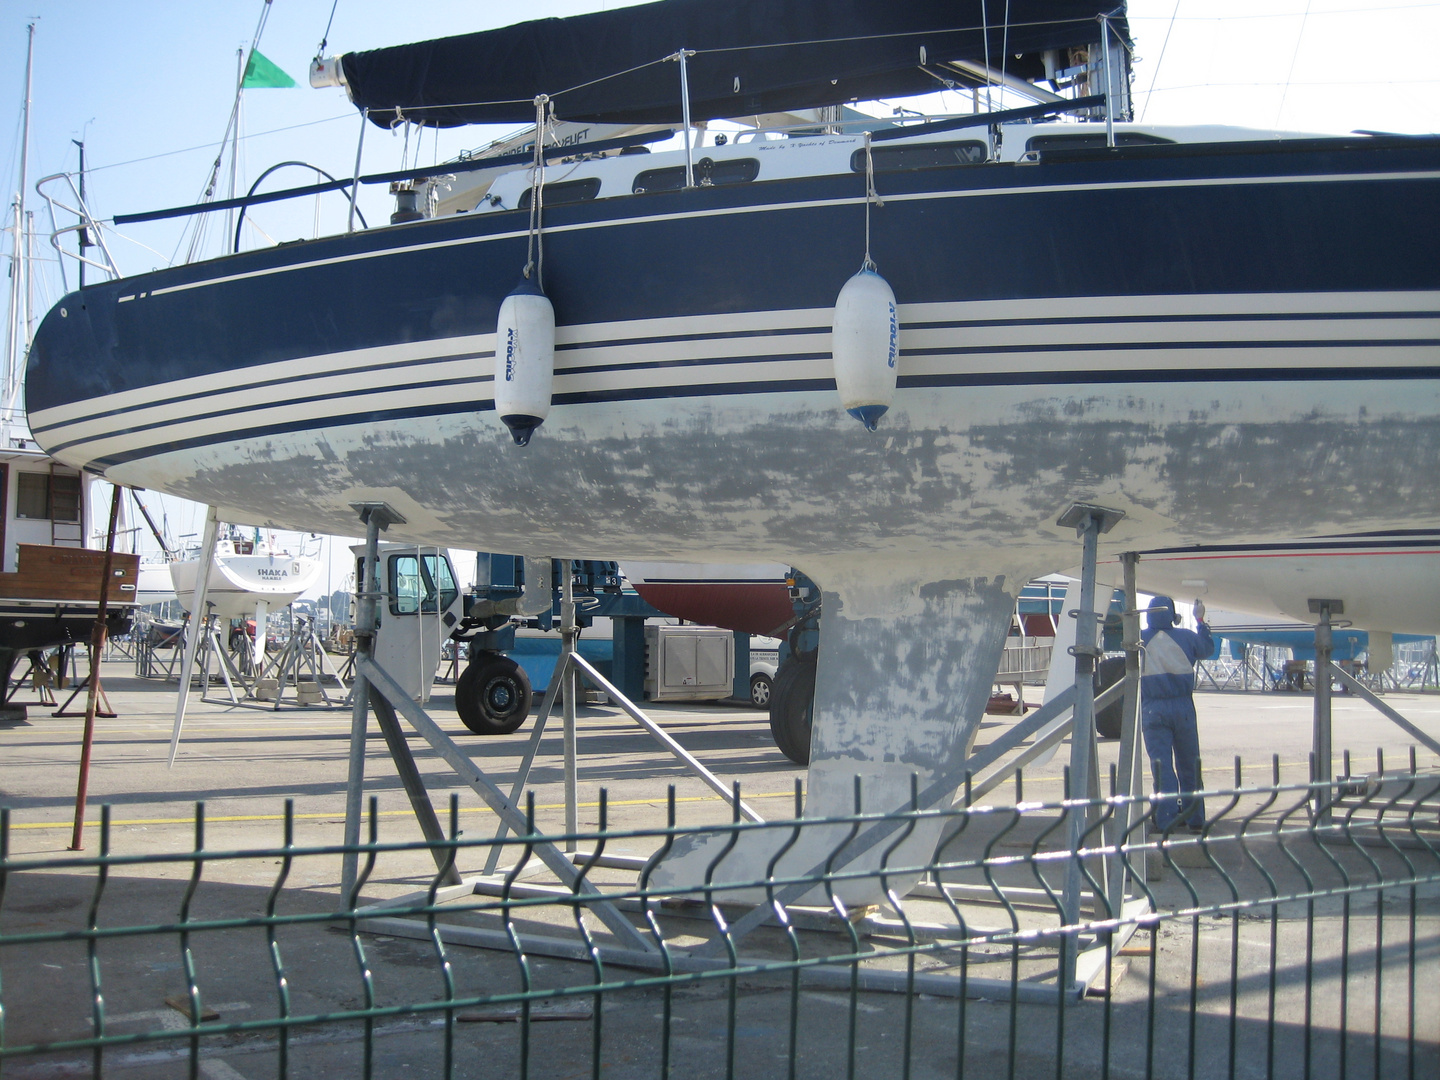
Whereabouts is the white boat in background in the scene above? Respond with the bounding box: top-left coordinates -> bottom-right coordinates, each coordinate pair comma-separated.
135,559 -> 178,608
170,530 -> 322,620
169,528 -> 322,668
1118,532 -> 1440,637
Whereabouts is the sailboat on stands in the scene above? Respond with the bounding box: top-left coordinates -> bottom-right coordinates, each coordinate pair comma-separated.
0,24 -> 137,707
21,0 -> 1440,890
168,526 -> 322,669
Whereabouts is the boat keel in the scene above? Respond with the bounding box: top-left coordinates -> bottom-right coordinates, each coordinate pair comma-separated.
652,567 -> 1020,905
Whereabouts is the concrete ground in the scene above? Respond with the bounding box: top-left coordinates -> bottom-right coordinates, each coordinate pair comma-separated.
1,661 -> 1437,1077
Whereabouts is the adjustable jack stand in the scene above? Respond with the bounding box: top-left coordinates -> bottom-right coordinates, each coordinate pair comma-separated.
53,643 -> 115,719
251,615 -> 345,709
337,506 -> 749,955
341,503 -> 462,894
198,613 -> 254,705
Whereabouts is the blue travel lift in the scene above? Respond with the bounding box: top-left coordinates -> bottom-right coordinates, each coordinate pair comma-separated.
451,555 -> 755,735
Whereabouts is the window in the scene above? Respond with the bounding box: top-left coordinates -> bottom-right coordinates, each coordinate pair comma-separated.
517,176 -> 602,211
632,157 -> 760,194
16,472 -> 80,521
389,553 -> 459,616
16,473 -> 47,519
1024,132 -> 1175,153
850,141 -> 988,173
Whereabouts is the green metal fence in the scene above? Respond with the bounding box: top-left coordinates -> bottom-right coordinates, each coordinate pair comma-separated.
2,762 -> 1436,1079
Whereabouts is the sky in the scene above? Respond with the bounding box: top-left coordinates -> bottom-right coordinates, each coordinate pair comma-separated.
1,0 -> 1437,592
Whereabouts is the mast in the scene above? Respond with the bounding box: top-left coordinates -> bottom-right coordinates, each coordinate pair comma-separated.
227,48 -> 242,250
72,139 -> 87,290
4,23 -> 35,443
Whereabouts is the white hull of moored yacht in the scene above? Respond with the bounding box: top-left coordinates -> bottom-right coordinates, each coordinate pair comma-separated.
169,552 -> 321,621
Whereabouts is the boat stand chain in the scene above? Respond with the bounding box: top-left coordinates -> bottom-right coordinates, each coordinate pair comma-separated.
339,501 -> 1156,1003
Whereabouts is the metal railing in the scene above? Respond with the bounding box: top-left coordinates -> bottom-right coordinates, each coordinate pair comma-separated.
2,767 -> 1436,1078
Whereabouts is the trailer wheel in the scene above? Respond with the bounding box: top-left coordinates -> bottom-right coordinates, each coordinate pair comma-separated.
769,655 -> 816,765
1094,656 -> 1128,739
456,654 -> 532,735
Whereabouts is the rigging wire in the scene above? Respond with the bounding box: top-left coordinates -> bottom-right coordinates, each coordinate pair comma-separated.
1139,0 -> 1183,122
317,0 -> 341,57
1000,0 -> 1011,110
981,2 -> 993,113
176,0 -> 276,266
1274,0 -> 1313,127
74,114 -> 356,178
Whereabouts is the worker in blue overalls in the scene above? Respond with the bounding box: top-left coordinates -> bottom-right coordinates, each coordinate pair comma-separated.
1140,595 -> 1215,832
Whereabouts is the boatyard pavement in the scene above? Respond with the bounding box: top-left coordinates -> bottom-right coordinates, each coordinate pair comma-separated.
1,661 -> 1436,1077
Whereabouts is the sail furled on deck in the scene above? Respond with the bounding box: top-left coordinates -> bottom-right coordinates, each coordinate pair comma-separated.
336,0 -> 1129,128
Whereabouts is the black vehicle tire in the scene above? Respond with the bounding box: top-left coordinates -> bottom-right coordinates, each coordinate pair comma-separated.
768,655 -> 817,765
749,672 -> 772,709
1094,655 -> 1128,739
456,654 -> 532,735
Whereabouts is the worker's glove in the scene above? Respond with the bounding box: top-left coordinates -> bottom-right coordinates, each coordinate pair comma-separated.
1193,599 -> 1206,624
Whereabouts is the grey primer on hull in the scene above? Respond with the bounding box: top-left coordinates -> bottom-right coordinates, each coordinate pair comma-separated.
25,137 -> 1440,901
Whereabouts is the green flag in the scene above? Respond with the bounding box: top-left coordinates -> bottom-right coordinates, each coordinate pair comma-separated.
242,50 -> 296,89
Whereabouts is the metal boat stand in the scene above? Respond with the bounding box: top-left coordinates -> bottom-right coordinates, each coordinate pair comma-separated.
341,502 -> 1156,1004
665,503 -> 1154,1001
263,615 -> 347,708
7,648 -> 62,707
1309,598 -> 1440,826
168,507 -> 222,767
337,501 -> 756,934
204,613 -> 346,710
51,642 -> 115,719
196,611 -> 255,705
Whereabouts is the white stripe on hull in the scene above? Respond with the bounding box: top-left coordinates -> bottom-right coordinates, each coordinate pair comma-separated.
29,291 -> 1440,468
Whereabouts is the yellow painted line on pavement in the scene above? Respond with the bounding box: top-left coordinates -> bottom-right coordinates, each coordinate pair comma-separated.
17,751 -> 1421,831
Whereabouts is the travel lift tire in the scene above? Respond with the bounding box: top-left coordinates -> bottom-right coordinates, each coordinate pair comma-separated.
456,653 -> 532,735
768,654 -> 817,765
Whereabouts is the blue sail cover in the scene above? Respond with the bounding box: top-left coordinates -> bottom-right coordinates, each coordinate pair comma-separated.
339,0 -> 1128,128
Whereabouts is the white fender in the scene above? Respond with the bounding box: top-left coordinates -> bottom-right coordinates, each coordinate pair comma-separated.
494,277 -> 555,446
831,267 -> 898,431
